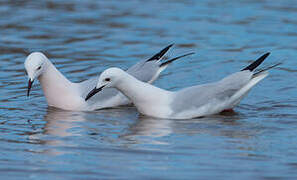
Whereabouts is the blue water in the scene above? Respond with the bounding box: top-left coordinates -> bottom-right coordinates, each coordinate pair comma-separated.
0,0 -> 297,179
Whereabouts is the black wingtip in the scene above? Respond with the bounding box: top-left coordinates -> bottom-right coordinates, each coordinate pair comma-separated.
241,52 -> 270,72
146,44 -> 174,62
159,52 -> 195,67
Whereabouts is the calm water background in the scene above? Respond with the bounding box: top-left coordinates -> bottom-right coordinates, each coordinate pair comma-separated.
0,0 -> 297,179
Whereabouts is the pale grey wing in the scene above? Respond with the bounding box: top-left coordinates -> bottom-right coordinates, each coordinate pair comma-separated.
171,71 -> 253,113
126,60 -> 160,82
126,52 -> 194,83
126,44 -> 183,83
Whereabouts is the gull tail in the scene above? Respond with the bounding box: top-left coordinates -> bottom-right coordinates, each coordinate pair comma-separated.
241,52 -> 270,71
147,52 -> 195,84
229,55 -> 281,108
146,44 -> 174,62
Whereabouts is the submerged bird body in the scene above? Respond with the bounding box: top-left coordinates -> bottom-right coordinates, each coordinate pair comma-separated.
86,53 -> 275,119
25,45 -> 192,111
25,53 -> 92,110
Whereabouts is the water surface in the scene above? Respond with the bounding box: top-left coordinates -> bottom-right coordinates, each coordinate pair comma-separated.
0,0 -> 297,179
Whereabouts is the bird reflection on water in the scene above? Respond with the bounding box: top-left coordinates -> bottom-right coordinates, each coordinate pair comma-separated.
30,106 -> 263,155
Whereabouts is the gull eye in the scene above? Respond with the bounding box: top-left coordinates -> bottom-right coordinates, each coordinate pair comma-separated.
37,66 -> 42,70
105,78 -> 110,82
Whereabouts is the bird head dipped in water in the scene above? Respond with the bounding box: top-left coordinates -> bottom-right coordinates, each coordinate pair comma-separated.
24,52 -> 49,97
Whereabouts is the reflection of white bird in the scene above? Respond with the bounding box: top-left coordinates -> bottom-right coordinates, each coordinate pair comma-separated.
24,44 -> 193,111
28,108 -> 88,155
86,53 -> 280,119
128,116 -> 173,137
43,108 -> 86,137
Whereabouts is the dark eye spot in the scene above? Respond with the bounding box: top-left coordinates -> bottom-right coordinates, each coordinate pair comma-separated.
37,66 -> 41,70
105,78 -> 110,82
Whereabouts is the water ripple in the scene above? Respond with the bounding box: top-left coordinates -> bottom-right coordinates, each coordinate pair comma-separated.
0,0 -> 297,179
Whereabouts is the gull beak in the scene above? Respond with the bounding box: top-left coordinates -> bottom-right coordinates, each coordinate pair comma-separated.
85,85 -> 105,101
27,79 -> 34,97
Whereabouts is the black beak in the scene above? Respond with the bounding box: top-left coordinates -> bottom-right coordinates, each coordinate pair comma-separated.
27,79 -> 34,97
85,85 -> 105,101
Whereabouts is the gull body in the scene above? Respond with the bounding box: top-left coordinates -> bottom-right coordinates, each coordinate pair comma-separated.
24,45 -> 193,111
86,53 -> 277,119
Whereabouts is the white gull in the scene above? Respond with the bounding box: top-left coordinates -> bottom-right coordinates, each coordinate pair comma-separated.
85,53 -> 280,119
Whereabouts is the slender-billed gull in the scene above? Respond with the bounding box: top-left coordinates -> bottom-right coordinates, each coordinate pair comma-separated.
85,53 -> 280,119
25,44 -> 193,111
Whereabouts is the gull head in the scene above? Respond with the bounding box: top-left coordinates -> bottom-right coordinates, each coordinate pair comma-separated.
24,52 -> 49,96
85,67 -> 125,101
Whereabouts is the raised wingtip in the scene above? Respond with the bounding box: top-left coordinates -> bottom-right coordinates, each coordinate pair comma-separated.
261,52 -> 271,60
146,43 -> 175,62
167,43 -> 174,48
241,52 -> 271,72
